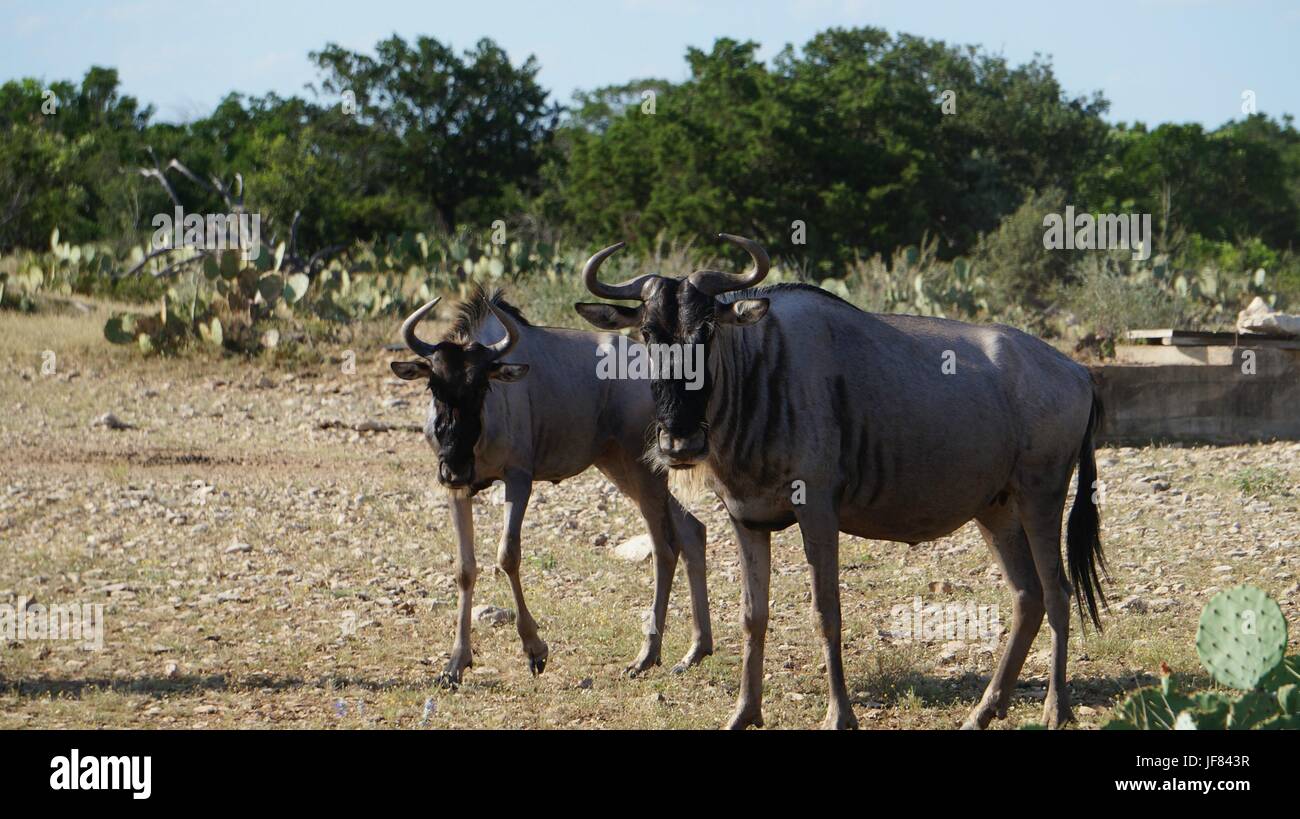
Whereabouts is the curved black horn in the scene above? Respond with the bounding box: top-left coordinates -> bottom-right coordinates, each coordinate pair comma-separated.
583,242 -> 653,301
484,299 -> 519,360
689,233 -> 771,296
400,296 -> 441,357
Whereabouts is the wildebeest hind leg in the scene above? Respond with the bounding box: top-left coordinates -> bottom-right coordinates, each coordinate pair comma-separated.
623,481 -> 682,677
595,459 -> 674,676
499,472 -> 549,675
669,499 -> 712,673
1020,487 -> 1075,729
962,501 -> 1044,729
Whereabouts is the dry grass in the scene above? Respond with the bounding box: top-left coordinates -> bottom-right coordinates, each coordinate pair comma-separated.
1,299 -> 1297,729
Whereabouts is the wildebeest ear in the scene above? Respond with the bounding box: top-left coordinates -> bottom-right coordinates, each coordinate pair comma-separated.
574,302 -> 643,330
390,359 -> 433,380
716,298 -> 769,326
489,362 -> 529,382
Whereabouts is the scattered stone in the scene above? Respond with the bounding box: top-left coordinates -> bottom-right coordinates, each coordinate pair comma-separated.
1117,596 -> 1147,613
90,413 -> 133,430
614,534 -> 654,562
472,605 -> 515,627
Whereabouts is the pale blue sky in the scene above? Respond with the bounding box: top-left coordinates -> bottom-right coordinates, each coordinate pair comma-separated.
2,0 -> 1297,127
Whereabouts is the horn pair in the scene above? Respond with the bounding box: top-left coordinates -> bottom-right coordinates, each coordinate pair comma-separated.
583,234 -> 770,301
399,296 -> 519,359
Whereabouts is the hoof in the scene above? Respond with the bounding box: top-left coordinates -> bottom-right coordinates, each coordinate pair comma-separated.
725,706 -> 764,730
624,654 -> 662,679
960,703 -> 999,730
822,709 -> 858,730
1042,691 -> 1074,729
436,657 -> 470,689
670,644 -> 713,674
1043,706 -> 1075,729
524,638 -> 548,676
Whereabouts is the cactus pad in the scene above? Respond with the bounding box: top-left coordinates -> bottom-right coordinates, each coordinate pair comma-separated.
1196,585 -> 1287,690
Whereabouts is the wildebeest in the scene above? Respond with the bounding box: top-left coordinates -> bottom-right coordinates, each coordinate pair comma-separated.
390,287 -> 713,683
575,235 -> 1107,729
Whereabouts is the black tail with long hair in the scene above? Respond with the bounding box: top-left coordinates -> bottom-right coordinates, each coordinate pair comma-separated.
1067,390 -> 1109,630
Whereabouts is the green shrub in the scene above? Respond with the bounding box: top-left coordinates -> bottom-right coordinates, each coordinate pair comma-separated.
973,187 -> 1077,312
1060,255 -> 1188,339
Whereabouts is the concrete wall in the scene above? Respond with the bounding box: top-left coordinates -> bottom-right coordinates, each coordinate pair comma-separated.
1091,347 -> 1300,445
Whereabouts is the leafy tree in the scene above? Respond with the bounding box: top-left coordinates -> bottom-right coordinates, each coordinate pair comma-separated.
0,68 -> 151,249
309,35 -> 558,230
1079,119 -> 1300,255
556,27 -> 1111,268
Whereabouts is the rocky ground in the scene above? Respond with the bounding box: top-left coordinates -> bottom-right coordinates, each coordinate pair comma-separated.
0,304 -> 1297,728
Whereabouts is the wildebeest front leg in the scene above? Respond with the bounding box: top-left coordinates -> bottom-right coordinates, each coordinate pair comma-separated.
439,495 -> 476,687
725,521 -> 771,729
499,472 -> 549,675
795,500 -> 857,730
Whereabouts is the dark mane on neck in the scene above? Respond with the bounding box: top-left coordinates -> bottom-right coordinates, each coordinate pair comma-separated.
446,284 -> 531,343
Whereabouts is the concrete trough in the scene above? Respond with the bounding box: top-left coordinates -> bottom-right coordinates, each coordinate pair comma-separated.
1092,345 -> 1300,445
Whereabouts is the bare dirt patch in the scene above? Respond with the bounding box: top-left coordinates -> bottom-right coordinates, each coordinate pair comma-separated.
2,310 -> 1297,728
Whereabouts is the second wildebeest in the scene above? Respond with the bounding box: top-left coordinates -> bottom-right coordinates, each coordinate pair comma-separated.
575,235 -> 1107,729
391,287 -> 713,683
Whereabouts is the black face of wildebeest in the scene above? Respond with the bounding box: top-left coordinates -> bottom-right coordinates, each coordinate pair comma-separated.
391,299 -> 527,488
574,235 -> 770,468
641,278 -> 713,465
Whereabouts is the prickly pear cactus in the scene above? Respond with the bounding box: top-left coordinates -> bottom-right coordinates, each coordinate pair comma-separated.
1196,585 -> 1288,691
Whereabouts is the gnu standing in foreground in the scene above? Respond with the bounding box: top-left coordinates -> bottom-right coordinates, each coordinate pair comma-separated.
391,288 -> 712,682
576,235 -> 1108,729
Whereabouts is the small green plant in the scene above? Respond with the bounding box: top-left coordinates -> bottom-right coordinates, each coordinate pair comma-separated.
1104,585 -> 1299,729
1233,466 -> 1289,498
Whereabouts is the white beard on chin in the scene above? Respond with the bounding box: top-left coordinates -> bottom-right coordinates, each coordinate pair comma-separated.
665,461 -> 714,504
440,484 -> 472,500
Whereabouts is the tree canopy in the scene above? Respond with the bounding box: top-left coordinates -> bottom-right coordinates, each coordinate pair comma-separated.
2,27 -> 1297,273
